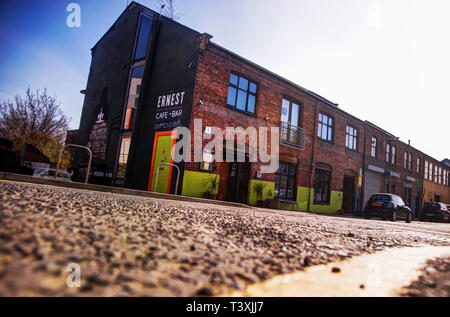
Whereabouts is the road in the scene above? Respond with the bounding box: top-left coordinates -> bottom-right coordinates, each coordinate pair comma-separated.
0,180 -> 449,296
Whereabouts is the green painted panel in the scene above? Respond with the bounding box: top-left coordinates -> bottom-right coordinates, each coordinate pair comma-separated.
247,180 -> 275,206
150,135 -> 173,193
310,190 -> 343,214
181,171 -> 219,198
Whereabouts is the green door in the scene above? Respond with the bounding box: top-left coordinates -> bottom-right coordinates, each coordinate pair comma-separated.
148,132 -> 176,193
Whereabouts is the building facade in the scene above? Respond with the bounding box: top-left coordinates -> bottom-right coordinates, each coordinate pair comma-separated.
75,2 -> 450,215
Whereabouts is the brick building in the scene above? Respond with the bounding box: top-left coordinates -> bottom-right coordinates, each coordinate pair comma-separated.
75,2 -> 449,215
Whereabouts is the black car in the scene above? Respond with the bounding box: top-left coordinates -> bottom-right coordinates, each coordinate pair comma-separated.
364,193 -> 412,223
420,202 -> 450,223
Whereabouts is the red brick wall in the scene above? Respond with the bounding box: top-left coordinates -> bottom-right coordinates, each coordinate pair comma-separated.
188,43 -> 369,199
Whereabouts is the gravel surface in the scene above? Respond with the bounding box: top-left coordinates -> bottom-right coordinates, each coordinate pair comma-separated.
0,180 -> 449,296
402,257 -> 450,297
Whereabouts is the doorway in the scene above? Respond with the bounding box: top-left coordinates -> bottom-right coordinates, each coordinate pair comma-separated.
226,162 -> 251,204
342,175 -> 356,214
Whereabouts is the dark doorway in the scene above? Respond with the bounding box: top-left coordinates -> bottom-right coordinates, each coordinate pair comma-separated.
342,176 -> 356,214
227,162 -> 251,204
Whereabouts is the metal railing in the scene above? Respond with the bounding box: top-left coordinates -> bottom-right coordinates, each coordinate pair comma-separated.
55,144 -> 92,184
280,122 -> 306,150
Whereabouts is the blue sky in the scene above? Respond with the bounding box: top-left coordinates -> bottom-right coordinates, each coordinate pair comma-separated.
0,0 -> 449,161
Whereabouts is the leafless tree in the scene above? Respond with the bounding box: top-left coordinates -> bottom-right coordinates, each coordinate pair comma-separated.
0,87 -> 70,155
158,0 -> 180,21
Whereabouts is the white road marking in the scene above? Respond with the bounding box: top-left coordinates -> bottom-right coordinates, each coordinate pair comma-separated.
222,246 -> 450,297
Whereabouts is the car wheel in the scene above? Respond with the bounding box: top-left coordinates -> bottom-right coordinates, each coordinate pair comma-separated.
406,212 -> 412,223
391,210 -> 397,222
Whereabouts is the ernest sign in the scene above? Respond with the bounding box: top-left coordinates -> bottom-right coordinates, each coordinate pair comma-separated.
154,90 -> 186,131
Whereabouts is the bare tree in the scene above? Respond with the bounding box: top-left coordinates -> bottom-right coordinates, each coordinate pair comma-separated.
158,0 -> 180,20
0,87 -> 71,164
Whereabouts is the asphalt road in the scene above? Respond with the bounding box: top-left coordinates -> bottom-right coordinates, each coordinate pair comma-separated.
0,180 -> 449,296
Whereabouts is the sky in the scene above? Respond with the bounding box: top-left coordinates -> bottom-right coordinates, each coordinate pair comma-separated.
0,0 -> 448,161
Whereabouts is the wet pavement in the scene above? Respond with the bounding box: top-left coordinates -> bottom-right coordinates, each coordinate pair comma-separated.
0,180 -> 449,296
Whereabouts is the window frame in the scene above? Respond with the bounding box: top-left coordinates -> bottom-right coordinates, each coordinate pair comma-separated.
313,169 -> 331,204
274,162 -> 297,201
317,113 -> 334,143
345,125 -> 358,151
370,136 -> 377,158
226,72 -> 258,115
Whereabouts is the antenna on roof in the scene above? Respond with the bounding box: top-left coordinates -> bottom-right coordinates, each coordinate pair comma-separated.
159,4 -> 165,19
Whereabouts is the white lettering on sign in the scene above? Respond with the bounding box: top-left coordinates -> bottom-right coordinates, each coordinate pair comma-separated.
157,91 -> 185,108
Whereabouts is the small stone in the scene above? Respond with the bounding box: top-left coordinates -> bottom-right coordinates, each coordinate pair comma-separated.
195,287 -> 213,296
331,267 -> 341,273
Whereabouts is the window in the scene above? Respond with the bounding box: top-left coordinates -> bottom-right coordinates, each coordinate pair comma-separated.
280,98 -> 304,148
317,113 -> 333,142
429,162 -> 433,181
227,73 -> 257,114
345,126 -> 358,151
391,145 -> 396,165
116,137 -> 131,179
438,167 -> 442,184
425,160 -> 429,180
434,165 -> 438,183
134,15 -> 153,60
123,65 -> 144,130
404,152 -> 412,170
314,169 -> 331,204
386,143 -> 390,163
417,158 -> 420,174
370,137 -> 377,158
274,162 -> 297,201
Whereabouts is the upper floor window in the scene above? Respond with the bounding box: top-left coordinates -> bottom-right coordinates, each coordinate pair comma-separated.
134,15 -> 153,60
438,167 -> 442,184
370,136 -> 377,158
123,65 -> 144,130
434,165 -> 438,183
345,125 -> 358,151
430,162 -> 434,181
386,143 -> 390,163
280,99 -> 304,149
417,158 -> 420,174
317,113 -> 333,142
391,145 -> 396,165
404,152 -> 412,170
226,73 -> 257,114
425,160 -> 429,180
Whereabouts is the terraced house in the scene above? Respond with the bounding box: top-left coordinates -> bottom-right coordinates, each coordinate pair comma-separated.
75,2 -> 450,217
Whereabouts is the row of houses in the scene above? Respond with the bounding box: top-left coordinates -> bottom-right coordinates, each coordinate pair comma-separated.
74,2 -> 449,217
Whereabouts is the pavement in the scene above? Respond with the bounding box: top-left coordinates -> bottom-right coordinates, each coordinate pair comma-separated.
0,180 -> 449,297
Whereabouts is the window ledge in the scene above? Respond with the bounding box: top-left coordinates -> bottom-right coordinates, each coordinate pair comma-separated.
277,199 -> 298,205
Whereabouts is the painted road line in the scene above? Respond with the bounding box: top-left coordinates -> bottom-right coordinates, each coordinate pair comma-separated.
221,246 -> 450,297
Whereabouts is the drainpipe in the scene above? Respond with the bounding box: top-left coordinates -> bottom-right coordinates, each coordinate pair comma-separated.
307,99 -> 319,212
360,122 -> 367,217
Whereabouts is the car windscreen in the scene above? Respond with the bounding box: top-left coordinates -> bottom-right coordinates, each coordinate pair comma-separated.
369,194 -> 391,201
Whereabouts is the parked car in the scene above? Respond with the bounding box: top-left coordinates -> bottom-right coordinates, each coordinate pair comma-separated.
33,168 -> 72,182
420,202 -> 450,223
364,193 -> 412,223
